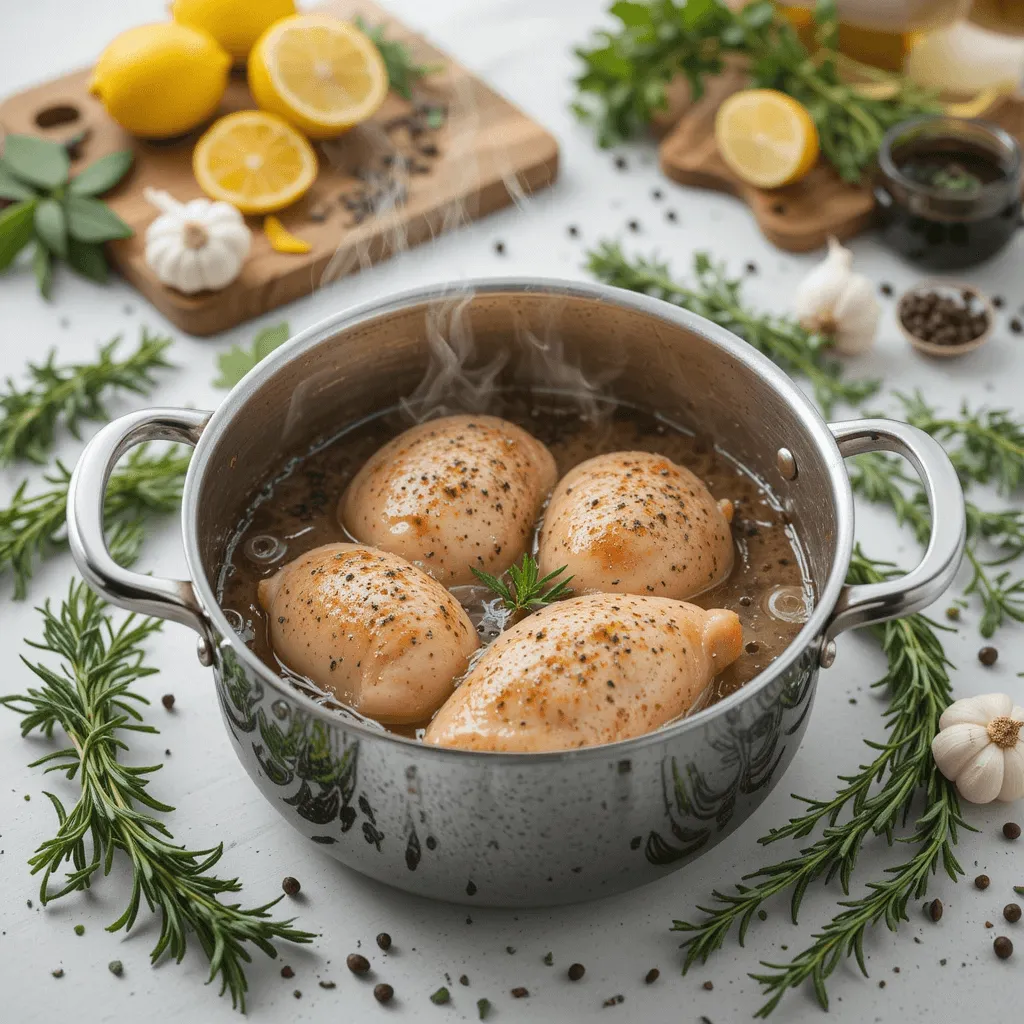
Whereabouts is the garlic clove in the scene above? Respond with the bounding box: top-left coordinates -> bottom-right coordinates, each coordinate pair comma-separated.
957,742 -> 1005,804
201,243 -> 240,290
793,236 -> 853,330
997,742 -> 1024,802
831,274 -> 881,356
940,692 -> 1013,730
931,721 -> 992,780
176,249 -> 204,294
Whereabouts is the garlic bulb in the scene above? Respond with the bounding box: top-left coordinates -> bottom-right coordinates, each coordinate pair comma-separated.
144,187 -> 250,294
931,693 -> 1024,804
793,237 -> 881,356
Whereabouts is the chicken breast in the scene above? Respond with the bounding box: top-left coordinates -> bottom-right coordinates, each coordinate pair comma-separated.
258,543 -> 478,724
424,593 -> 742,752
537,451 -> 734,600
340,415 -> 557,587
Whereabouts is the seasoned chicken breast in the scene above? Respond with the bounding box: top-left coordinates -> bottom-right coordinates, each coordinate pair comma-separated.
258,543 -> 478,724
340,415 -> 557,587
537,451 -> 734,600
424,593 -> 742,752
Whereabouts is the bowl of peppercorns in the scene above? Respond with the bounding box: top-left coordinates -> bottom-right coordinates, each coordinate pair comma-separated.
897,282 -> 994,358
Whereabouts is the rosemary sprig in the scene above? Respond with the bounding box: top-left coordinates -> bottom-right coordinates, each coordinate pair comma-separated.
0,446 -> 189,599
673,548 -> 967,1015
471,554 -> 573,613
573,0 -> 939,182
586,241 -> 878,415
0,331 -> 173,465
0,581 -> 314,1010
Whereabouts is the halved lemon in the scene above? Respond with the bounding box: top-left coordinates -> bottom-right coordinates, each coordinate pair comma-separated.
192,110 -> 318,214
248,15 -> 389,139
714,89 -> 819,189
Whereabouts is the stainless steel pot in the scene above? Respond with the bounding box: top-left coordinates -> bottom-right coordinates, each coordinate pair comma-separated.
66,280 -> 966,906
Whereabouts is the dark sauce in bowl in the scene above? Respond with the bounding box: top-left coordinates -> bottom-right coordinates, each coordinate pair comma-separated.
874,117 -> 1022,270
217,393 -> 814,737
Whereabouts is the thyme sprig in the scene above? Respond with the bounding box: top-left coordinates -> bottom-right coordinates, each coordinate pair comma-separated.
586,241 -> 879,415
471,554 -> 573,613
0,581 -> 314,1010
0,446 -> 189,598
674,549 -> 968,1015
573,0 -> 939,182
0,331 -> 173,465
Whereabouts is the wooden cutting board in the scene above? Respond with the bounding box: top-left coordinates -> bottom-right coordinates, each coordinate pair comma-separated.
0,0 -> 559,335
659,66 -> 1024,253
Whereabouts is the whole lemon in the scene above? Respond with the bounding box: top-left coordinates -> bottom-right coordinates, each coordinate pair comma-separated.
89,23 -> 231,139
172,0 -> 297,61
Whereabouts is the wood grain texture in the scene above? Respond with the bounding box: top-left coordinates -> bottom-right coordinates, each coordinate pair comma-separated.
0,0 -> 559,335
659,66 -> 1024,253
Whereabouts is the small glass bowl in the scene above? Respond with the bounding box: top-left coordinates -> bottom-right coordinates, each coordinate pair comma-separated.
874,116 -> 1022,270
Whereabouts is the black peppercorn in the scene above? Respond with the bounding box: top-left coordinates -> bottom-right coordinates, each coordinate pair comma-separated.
614,156 -> 627,171
347,953 -> 371,975
627,219 -> 640,232
703,980 -> 714,991
665,210 -> 677,223
1011,318 -> 1022,334
1004,904 -> 1022,923
281,965 -> 294,978
568,963 -> 585,981
377,931 -> 392,950
567,225 -> 579,237
459,974 -> 470,986
1004,822 -> 1021,840
879,283 -> 893,297
161,694 -> 175,710
511,986 -> 529,998
928,898 -> 943,922
645,968 -> 660,984
994,936 -> 1014,959
374,983 -> 394,1004
993,295 -> 1005,309
945,606 -> 961,621
979,646 -> 999,666
651,188 -> 663,200
976,874 -> 991,890
745,261 -> 758,275
108,960 -> 123,977
282,876 -> 300,896
493,241 -> 505,255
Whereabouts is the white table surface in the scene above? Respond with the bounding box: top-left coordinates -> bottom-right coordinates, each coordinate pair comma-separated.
1,2 -> 1023,1021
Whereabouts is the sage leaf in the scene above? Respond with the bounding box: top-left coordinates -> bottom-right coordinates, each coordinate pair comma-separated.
0,200 -> 37,271
0,134 -> 69,191
32,243 -> 52,299
65,195 -> 133,243
213,322 -> 290,388
0,164 -> 36,202
68,150 -> 134,197
34,199 -> 68,259
66,238 -> 109,282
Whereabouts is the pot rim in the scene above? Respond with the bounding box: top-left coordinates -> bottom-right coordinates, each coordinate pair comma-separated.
183,277 -> 852,763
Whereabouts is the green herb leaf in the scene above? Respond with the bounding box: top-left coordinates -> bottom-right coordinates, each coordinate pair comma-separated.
0,134 -> 70,190
64,194 -> 133,243
0,163 -> 37,201
430,986 -> 450,1005
32,242 -> 52,300
355,16 -> 441,99
0,200 -> 37,271
477,997 -> 492,1019
213,322 -> 290,389
66,238 -> 109,282
33,198 -> 68,258
67,149 -> 134,197
471,554 -> 573,614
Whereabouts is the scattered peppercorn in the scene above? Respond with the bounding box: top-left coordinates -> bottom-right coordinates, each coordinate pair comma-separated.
879,282 -> 893,297
293,990 -> 302,999
506,946 -> 516,955
430,987 -> 450,1005
161,693 -> 175,710
568,963 -> 586,981
377,932 -> 392,951
493,241 -> 505,255
994,936 -> 1014,959
477,997 -> 492,1019
665,210 -> 677,223
460,974 -> 470,986
928,899 -> 943,922
614,156 -> 627,171
511,986 -> 529,998
651,188 -> 663,200
567,225 -> 579,237
977,874 -> 991,889
703,980 -> 714,991
627,219 -> 640,232
108,960 -> 123,977
645,968 -> 660,984
979,646 -> 999,666
945,606 -> 960,621
1011,318 -> 1023,334
281,876 -> 301,896
374,983 -> 394,1004
347,953 -> 371,975
745,261 -> 758,275
52,969 -> 64,978
74,924 -> 84,936
878,980 -> 886,989
993,295 -> 1005,309
602,994 -> 625,1006
319,980 -> 336,989
1003,822 -> 1021,840
1004,904 -> 1022,923
281,965 -> 294,978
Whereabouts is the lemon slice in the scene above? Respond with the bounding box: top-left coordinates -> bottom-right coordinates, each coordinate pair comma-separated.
192,111 -> 317,215
248,15 -> 389,139
714,89 -> 819,189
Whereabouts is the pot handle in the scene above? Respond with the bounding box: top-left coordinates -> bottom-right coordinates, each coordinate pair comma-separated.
822,418 -> 966,656
67,407 -> 216,660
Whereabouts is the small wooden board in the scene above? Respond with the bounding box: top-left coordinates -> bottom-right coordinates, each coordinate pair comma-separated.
659,66 -> 1024,253
0,0 -> 559,335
